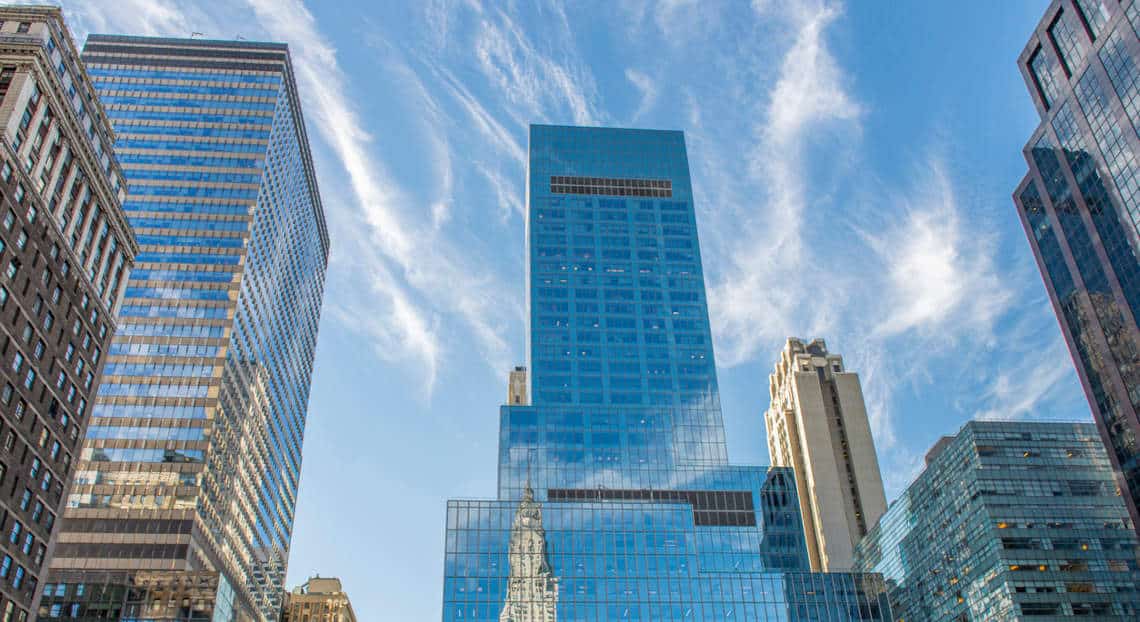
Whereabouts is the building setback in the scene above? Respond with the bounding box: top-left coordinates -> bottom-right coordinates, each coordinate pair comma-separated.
854,420 -> 1140,620
441,125 -> 892,620
765,338 -> 887,572
280,577 -> 356,622
1013,0 -> 1140,534
38,35 -> 329,622
0,7 -> 138,620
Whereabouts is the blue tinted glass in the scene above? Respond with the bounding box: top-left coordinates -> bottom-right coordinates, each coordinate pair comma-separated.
442,126 -> 891,620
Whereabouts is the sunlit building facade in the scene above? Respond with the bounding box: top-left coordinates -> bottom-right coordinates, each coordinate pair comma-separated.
280,576 -> 356,622
854,420 -> 1140,620
0,7 -> 138,620
441,125 -> 892,620
1014,0 -> 1140,534
765,338 -> 887,572
38,35 -> 329,621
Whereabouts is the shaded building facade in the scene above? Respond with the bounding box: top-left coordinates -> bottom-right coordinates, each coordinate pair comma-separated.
765,338 -> 887,572
854,420 -> 1140,620
442,125 -> 892,620
0,7 -> 139,620
1014,0 -> 1140,532
38,35 -> 329,622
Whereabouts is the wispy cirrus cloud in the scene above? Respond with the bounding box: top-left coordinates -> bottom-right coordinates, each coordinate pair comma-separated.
625,68 -> 658,124
860,160 -> 1012,342
472,6 -> 600,127
709,0 -> 862,366
244,0 -> 523,390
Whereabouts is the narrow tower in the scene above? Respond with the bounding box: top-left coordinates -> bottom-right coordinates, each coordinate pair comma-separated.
765,337 -> 887,571
499,483 -> 558,622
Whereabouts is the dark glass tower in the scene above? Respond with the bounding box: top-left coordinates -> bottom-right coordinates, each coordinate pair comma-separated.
38,36 -> 329,622
1013,0 -> 1140,533
442,125 -> 891,620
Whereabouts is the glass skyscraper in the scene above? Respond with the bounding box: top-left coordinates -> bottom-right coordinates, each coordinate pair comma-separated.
1014,0 -> 1140,534
38,36 -> 329,622
442,125 -> 891,620
854,420 -> 1140,620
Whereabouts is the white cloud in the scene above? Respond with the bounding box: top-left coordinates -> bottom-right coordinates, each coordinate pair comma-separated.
471,6 -> 599,126
625,68 -> 658,124
241,0 -> 517,390
975,336 -> 1081,421
50,0 -> 213,39
709,0 -> 861,366
860,160 -> 1012,341
431,65 -> 526,168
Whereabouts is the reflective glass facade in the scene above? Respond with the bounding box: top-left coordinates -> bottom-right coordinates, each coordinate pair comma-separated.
39,36 -> 328,622
442,125 -> 891,620
1015,0 -> 1140,534
854,421 -> 1140,621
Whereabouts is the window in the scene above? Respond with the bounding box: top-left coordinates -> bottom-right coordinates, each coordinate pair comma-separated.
1030,46 -> 1060,108
22,369 -> 33,389
17,489 -> 29,511
14,230 -> 25,251
16,23 -> 29,34
1075,0 -> 1110,39
10,352 -> 22,373
1048,9 -> 1086,76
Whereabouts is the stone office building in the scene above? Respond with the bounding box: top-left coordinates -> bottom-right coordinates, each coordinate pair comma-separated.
0,6 -> 137,621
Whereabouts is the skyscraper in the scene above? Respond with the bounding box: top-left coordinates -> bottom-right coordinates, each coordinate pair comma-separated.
765,338 -> 887,572
853,420 -> 1140,620
0,7 -> 137,620
1013,0 -> 1140,532
442,125 -> 892,620
38,35 -> 328,622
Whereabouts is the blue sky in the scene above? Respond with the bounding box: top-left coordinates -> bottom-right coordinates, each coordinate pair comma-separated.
47,0 -> 1080,619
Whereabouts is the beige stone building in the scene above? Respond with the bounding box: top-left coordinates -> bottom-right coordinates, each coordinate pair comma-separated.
508,366 -> 528,405
281,577 -> 357,622
764,338 -> 887,571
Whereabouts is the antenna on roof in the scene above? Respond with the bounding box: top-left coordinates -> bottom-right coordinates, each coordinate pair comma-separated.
190,32 -> 204,38
235,35 -> 246,41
